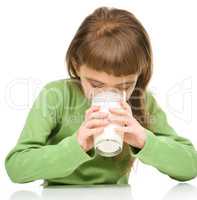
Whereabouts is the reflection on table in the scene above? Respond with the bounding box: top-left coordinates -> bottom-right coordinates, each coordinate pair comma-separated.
10,184 -> 134,200
9,183 -> 197,200
162,183 -> 197,200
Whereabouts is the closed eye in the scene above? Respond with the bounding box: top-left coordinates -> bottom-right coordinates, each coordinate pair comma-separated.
117,86 -> 130,90
88,79 -> 135,90
91,84 -> 130,90
91,83 -> 104,88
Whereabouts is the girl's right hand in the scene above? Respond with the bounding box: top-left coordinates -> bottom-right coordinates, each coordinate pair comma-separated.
76,105 -> 110,152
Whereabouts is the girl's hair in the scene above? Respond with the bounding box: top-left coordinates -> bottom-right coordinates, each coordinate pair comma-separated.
65,7 -> 153,128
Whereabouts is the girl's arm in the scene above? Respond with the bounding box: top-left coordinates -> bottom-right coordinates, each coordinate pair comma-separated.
4,82 -> 96,183
129,91 -> 197,181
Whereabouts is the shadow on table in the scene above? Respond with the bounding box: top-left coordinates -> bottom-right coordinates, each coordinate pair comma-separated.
9,184 -> 134,200
162,183 -> 197,200
9,183 -> 197,200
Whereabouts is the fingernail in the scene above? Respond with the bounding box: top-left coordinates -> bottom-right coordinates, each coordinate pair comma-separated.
114,128 -> 118,132
104,119 -> 110,124
93,106 -> 100,110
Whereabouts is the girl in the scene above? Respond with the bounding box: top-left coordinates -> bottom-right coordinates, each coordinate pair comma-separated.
5,6 -> 197,186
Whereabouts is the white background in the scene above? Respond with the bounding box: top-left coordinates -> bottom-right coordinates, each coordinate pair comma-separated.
0,0 -> 196,200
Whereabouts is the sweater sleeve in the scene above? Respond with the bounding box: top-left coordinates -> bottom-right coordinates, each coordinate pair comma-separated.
129,90 -> 197,182
4,83 -> 96,183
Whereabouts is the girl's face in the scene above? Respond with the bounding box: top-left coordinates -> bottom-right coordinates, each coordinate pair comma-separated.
75,64 -> 138,101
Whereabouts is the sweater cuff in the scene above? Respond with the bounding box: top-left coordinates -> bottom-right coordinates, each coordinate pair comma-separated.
129,129 -> 157,161
58,131 -> 97,166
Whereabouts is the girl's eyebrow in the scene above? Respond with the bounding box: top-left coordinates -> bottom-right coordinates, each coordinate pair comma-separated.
85,77 -> 136,86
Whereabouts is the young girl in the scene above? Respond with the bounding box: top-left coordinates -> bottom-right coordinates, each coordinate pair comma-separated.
5,6 -> 197,186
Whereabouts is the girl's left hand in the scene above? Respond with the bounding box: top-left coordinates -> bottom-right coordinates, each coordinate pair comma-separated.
108,100 -> 147,149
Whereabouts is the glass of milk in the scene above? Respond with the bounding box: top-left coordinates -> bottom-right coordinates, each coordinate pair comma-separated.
91,88 -> 127,157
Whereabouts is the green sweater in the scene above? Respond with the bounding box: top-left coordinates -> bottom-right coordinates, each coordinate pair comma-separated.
5,78 -> 197,186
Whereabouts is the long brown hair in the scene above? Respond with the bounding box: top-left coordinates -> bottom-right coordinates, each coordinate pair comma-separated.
65,7 -> 153,128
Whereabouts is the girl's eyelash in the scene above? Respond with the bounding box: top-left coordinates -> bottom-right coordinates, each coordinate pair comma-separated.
118,87 -> 130,90
91,84 -> 103,88
90,82 -> 131,90
91,84 -> 130,90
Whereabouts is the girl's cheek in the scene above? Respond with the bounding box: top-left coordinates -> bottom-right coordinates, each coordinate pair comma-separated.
80,82 -> 91,99
86,87 -> 93,99
124,91 -> 131,101
126,88 -> 134,100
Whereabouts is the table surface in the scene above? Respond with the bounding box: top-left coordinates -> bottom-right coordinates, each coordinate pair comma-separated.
6,182 -> 197,200
3,162 -> 197,200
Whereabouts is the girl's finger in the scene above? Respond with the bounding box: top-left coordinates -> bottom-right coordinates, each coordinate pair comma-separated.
109,115 -> 130,127
109,107 -> 128,116
87,111 -> 109,120
87,127 -> 104,137
114,126 -> 133,134
86,118 -> 110,129
85,105 -> 100,120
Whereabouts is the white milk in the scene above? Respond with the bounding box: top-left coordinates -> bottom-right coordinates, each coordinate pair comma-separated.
91,90 -> 126,157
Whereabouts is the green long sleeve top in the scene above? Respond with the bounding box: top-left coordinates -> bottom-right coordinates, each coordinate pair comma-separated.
4,78 -> 197,186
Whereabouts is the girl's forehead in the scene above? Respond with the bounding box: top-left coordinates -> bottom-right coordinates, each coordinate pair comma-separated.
80,64 -> 138,84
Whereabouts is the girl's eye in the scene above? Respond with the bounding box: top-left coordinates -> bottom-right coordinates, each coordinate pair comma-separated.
118,84 -> 136,91
91,84 -> 103,88
117,87 -> 130,91
91,84 -> 130,90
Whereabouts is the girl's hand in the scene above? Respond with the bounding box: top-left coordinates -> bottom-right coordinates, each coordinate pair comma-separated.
77,105 -> 110,152
109,100 -> 147,149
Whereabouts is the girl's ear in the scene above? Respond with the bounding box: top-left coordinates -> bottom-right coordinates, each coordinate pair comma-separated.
71,58 -> 80,77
